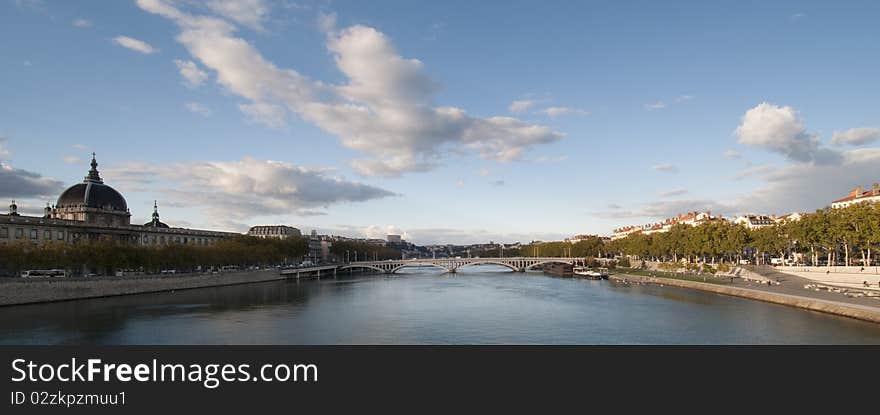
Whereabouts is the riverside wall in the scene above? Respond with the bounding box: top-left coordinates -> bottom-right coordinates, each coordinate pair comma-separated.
0,270 -> 288,307
775,266 -> 880,290
612,273 -> 880,324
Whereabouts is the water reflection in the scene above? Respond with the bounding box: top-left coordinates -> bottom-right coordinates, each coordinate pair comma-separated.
1,266 -> 879,344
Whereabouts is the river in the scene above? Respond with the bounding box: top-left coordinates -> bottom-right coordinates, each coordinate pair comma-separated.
2,265 -> 880,344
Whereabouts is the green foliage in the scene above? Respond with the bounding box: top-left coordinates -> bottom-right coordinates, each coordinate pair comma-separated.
0,235 -> 309,276
330,240 -> 401,260
520,236 -> 605,258
604,203 -> 880,267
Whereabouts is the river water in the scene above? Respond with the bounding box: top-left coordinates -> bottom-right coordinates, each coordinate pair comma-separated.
2,265 -> 880,344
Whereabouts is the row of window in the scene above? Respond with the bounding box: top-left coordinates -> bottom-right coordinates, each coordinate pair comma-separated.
0,226 -> 217,246
139,234 -> 214,246
0,227 -> 66,241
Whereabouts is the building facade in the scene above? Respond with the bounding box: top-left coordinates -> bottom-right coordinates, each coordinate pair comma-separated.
1,155 -> 238,247
733,214 -> 776,229
611,211 -> 721,240
247,225 -> 302,239
831,183 -> 880,208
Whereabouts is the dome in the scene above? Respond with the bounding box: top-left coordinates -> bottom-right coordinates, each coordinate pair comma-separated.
56,182 -> 128,211
55,154 -> 128,211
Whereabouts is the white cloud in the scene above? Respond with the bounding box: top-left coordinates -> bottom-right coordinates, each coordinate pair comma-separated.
185,102 -> 212,116
733,148 -> 880,214
0,138 -> 9,159
317,11 -> 337,33
657,188 -> 688,197
72,19 -> 91,28
598,148 -> 880,223
537,106 -> 589,117
644,101 -> 667,111
652,163 -> 678,173
508,99 -> 536,114
112,35 -> 158,54
477,168 -> 490,176
734,164 -> 775,180
174,59 -> 208,88
136,0 -> 563,177
359,225 -> 410,241
723,150 -> 742,159
72,144 -> 88,151
595,199 -> 730,220
734,102 -> 841,164
675,95 -> 695,102
239,102 -> 286,128
62,155 -> 82,164
205,0 -> 270,31
831,127 -> 880,146
532,155 -> 568,163
105,156 -> 396,220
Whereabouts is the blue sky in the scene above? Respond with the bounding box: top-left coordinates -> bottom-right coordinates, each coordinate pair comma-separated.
2,0 -> 879,244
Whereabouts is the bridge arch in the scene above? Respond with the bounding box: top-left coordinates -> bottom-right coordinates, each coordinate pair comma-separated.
454,261 -> 519,272
338,264 -> 388,274
525,259 -> 575,270
390,263 -> 451,274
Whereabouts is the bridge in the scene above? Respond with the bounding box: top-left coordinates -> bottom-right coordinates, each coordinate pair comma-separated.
336,257 -> 588,274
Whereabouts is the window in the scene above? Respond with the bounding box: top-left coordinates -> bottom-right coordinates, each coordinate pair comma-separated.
30,229 -> 38,239
44,230 -> 51,240
15,228 -> 23,239
0,227 -> 7,238
57,231 -> 64,240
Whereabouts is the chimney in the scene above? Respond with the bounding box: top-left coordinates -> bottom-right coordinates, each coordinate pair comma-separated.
874,182 -> 879,196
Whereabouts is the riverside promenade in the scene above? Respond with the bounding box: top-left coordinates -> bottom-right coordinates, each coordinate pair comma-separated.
612,271 -> 880,324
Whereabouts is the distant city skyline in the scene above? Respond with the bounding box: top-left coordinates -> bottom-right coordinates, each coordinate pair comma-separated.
2,0 -> 879,244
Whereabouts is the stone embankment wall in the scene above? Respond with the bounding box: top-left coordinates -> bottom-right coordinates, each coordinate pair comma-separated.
0,270 -> 286,306
775,266 -> 880,290
612,273 -> 880,324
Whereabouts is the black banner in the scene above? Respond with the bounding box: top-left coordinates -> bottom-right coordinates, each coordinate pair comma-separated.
0,346 -> 876,413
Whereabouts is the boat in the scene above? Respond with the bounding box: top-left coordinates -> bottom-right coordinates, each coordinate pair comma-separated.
543,263 -> 573,277
573,266 -> 609,280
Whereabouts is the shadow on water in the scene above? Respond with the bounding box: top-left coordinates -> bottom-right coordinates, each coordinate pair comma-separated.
0,279 -> 318,344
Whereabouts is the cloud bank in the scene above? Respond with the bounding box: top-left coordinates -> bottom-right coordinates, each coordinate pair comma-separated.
135,0 -> 563,177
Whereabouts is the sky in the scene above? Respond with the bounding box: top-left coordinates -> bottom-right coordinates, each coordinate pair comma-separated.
1,0 -> 879,245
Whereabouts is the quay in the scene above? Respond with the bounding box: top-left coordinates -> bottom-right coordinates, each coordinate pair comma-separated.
611,272 -> 880,324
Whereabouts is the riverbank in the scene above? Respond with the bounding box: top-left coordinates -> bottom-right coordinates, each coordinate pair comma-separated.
612,273 -> 880,324
0,270 -> 287,306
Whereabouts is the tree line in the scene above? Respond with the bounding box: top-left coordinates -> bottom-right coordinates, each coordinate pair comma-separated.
329,240 -> 402,261
605,203 -> 880,266
0,235 -> 309,276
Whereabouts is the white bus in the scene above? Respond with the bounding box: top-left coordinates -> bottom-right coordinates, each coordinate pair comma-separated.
20,269 -> 67,278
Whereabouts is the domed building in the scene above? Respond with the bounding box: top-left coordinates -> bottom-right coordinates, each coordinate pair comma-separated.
1,154 -> 239,247
52,154 -> 131,226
